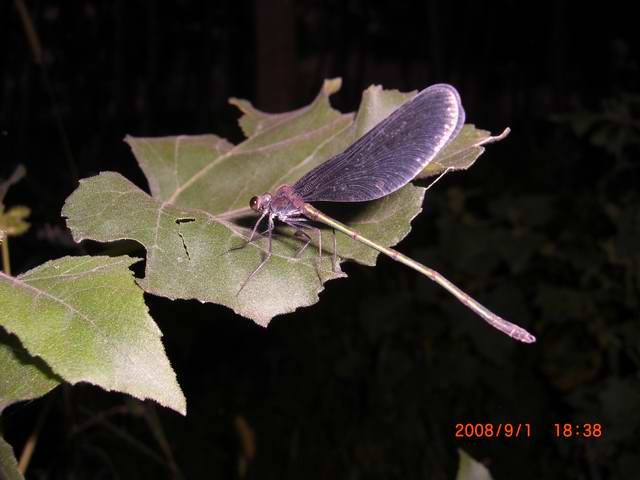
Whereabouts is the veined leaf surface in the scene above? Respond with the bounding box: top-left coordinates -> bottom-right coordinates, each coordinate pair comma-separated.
63,79 -> 505,326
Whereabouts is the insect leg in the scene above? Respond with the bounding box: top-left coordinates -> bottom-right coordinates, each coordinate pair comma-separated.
283,219 -> 323,261
424,166 -> 453,192
237,215 -> 275,295
282,219 -> 312,258
224,210 -> 270,256
248,210 -> 269,242
293,229 -> 312,258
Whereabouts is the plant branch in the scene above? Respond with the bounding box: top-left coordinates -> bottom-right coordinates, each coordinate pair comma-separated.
18,399 -> 51,475
14,0 -> 78,184
1,234 -> 10,276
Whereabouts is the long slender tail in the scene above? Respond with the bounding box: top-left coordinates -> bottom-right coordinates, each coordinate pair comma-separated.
303,203 -> 536,343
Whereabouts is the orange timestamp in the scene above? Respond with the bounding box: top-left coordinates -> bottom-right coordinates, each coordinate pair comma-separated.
553,423 -> 602,438
455,423 -> 531,438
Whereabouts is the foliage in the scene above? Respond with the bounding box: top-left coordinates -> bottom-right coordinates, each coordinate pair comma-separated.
0,257 -> 185,414
456,449 -> 493,480
3,80 -> 637,478
0,80 -> 508,476
62,79 -> 499,325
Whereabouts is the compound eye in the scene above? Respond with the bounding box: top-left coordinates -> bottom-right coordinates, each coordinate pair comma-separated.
249,196 -> 260,211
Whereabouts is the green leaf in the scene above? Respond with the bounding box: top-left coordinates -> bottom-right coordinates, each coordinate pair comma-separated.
419,126 -> 510,179
456,449 -> 494,480
0,328 -> 60,412
0,256 -> 186,415
62,79 -> 497,326
0,206 -> 31,237
0,165 -> 30,239
229,79 -> 346,137
0,436 -> 23,480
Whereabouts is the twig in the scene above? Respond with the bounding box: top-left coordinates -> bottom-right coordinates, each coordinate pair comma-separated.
14,0 -> 78,184
75,406 -> 166,466
1,234 -> 11,276
18,399 -> 52,475
142,404 -> 183,480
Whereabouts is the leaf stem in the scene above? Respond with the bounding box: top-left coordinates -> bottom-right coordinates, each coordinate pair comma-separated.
18,399 -> 51,475
142,404 -> 183,479
14,0 -> 78,184
1,233 -> 10,276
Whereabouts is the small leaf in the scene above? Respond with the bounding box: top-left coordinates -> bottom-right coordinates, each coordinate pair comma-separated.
0,328 -> 60,412
0,256 -> 186,415
419,126 -> 510,179
0,436 -> 23,480
0,206 -> 31,237
456,449 -> 494,480
0,166 -> 30,238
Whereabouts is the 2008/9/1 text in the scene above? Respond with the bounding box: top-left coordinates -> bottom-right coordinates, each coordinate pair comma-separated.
455,423 -> 531,438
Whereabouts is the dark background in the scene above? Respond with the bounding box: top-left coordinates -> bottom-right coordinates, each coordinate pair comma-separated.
1,0 -> 639,478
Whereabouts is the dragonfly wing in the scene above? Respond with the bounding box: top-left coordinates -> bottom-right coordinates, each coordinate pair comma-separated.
293,83 -> 465,203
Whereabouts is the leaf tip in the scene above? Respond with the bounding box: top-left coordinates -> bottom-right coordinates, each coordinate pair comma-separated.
228,97 -> 250,113
173,397 -> 187,416
321,78 -> 342,97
